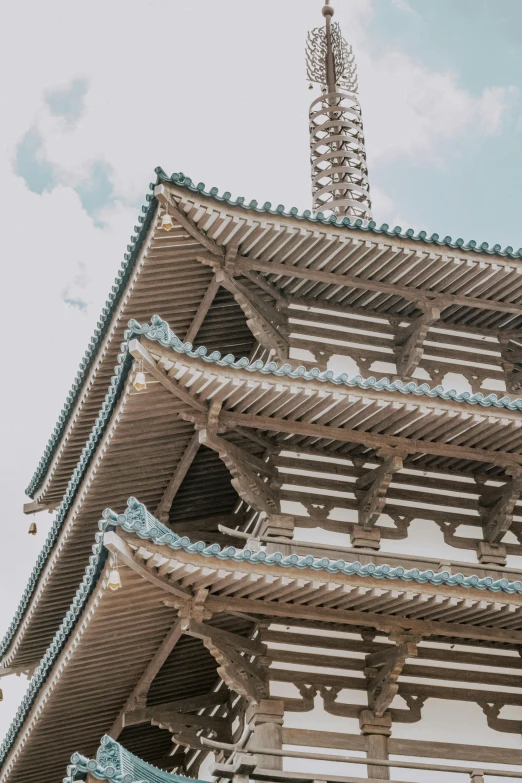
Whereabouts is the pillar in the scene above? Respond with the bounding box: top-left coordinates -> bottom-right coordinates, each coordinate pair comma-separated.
246,699 -> 285,770
359,710 -> 391,780
259,515 -> 295,557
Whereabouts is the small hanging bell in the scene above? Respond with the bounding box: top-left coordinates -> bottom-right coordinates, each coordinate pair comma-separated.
161,212 -> 175,231
108,569 -> 122,591
28,521 -> 37,535
133,370 -> 147,391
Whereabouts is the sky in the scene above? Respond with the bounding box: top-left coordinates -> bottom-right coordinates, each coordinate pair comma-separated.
1,0 -> 522,758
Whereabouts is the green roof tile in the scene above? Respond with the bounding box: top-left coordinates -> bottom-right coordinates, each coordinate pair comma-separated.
65,735 -> 204,783
130,315 -> 522,411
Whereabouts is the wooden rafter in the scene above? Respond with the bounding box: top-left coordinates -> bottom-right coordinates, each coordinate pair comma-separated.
124,692 -> 229,727
393,306 -> 440,377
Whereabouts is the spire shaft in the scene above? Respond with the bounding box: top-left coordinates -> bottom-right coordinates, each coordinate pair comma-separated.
306,3 -> 372,221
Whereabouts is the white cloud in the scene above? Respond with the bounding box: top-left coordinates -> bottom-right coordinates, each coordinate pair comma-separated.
359,51 -> 516,164
391,0 -> 415,12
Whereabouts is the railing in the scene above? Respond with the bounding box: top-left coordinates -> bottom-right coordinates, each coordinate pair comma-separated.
208,743 -> 522,783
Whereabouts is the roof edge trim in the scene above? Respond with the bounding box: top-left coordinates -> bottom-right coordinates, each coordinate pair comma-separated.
25,188 -> 158,499
106,496 -> 522,596
129,315 -> 522,411
156,167 -> 522,259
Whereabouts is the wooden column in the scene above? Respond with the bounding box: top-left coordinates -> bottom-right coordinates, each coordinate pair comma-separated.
359,710 -> 391,781
260,515 -> 295,556
246,699 -> 285,771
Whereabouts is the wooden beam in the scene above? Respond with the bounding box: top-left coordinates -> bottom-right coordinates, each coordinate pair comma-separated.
219,410 -> 522,470
272,667 -> 522,707
185,275 -> 220,345
203,593 -> 522,645
394,306 -> 440,377
110,619 -> 184,738
235,257 -> 522,317
281,728 -> 522,765
155,433 -> 200,523
23,501 -> 50,515
103,531 -> 191,600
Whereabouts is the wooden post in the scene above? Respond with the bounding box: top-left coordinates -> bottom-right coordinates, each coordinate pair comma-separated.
359,710 -> 391,781
260,515 -> 295,556
246,699 -> 285,771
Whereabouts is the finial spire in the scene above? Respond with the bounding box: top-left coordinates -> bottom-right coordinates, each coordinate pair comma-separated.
306,3 -> 372,221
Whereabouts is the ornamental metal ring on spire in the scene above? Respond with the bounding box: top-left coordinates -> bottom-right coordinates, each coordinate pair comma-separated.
306,3 -> 372,221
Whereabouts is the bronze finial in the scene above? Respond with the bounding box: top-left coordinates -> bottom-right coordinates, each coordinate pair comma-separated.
306,2 -> 372,220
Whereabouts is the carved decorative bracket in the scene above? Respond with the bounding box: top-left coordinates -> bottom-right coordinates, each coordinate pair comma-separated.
365,634 -> 420,717
199,429 -> 280,515
183,619 -> 268,705
355,451 -> 405,529
196,253 -> 289,362
478,470 -> 522,545
499,335 -> 522,394
393,305 -> 440,378
479,702 -> 522,735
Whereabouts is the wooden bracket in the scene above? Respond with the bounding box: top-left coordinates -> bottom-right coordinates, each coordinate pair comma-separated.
479,470 -> 522,545
365,634 -> 420,717
194,252 -> 289,361
394,305 -> 440,377
199,429 -> 280,514
498,335 -> 522,394
479,701 -> 522,735
355,451 -> 405,529
215,267 -> 289,362
183,619 -> 268,704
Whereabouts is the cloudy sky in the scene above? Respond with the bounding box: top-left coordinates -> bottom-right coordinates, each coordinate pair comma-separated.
1,0 -> 522,747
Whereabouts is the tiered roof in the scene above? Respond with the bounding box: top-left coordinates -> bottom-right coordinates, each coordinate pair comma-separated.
3,167 -> 522,783
4,299 -> 522,673
4,497 -> 522,783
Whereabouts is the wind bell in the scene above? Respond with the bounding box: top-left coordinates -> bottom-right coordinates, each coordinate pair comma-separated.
133,359 -> 147,392
107,554 -> 122,591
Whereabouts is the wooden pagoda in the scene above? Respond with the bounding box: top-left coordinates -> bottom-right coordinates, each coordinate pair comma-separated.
2,6 -> 522,783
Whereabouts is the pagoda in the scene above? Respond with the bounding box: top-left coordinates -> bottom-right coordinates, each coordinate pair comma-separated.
2,6 -> 522,783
